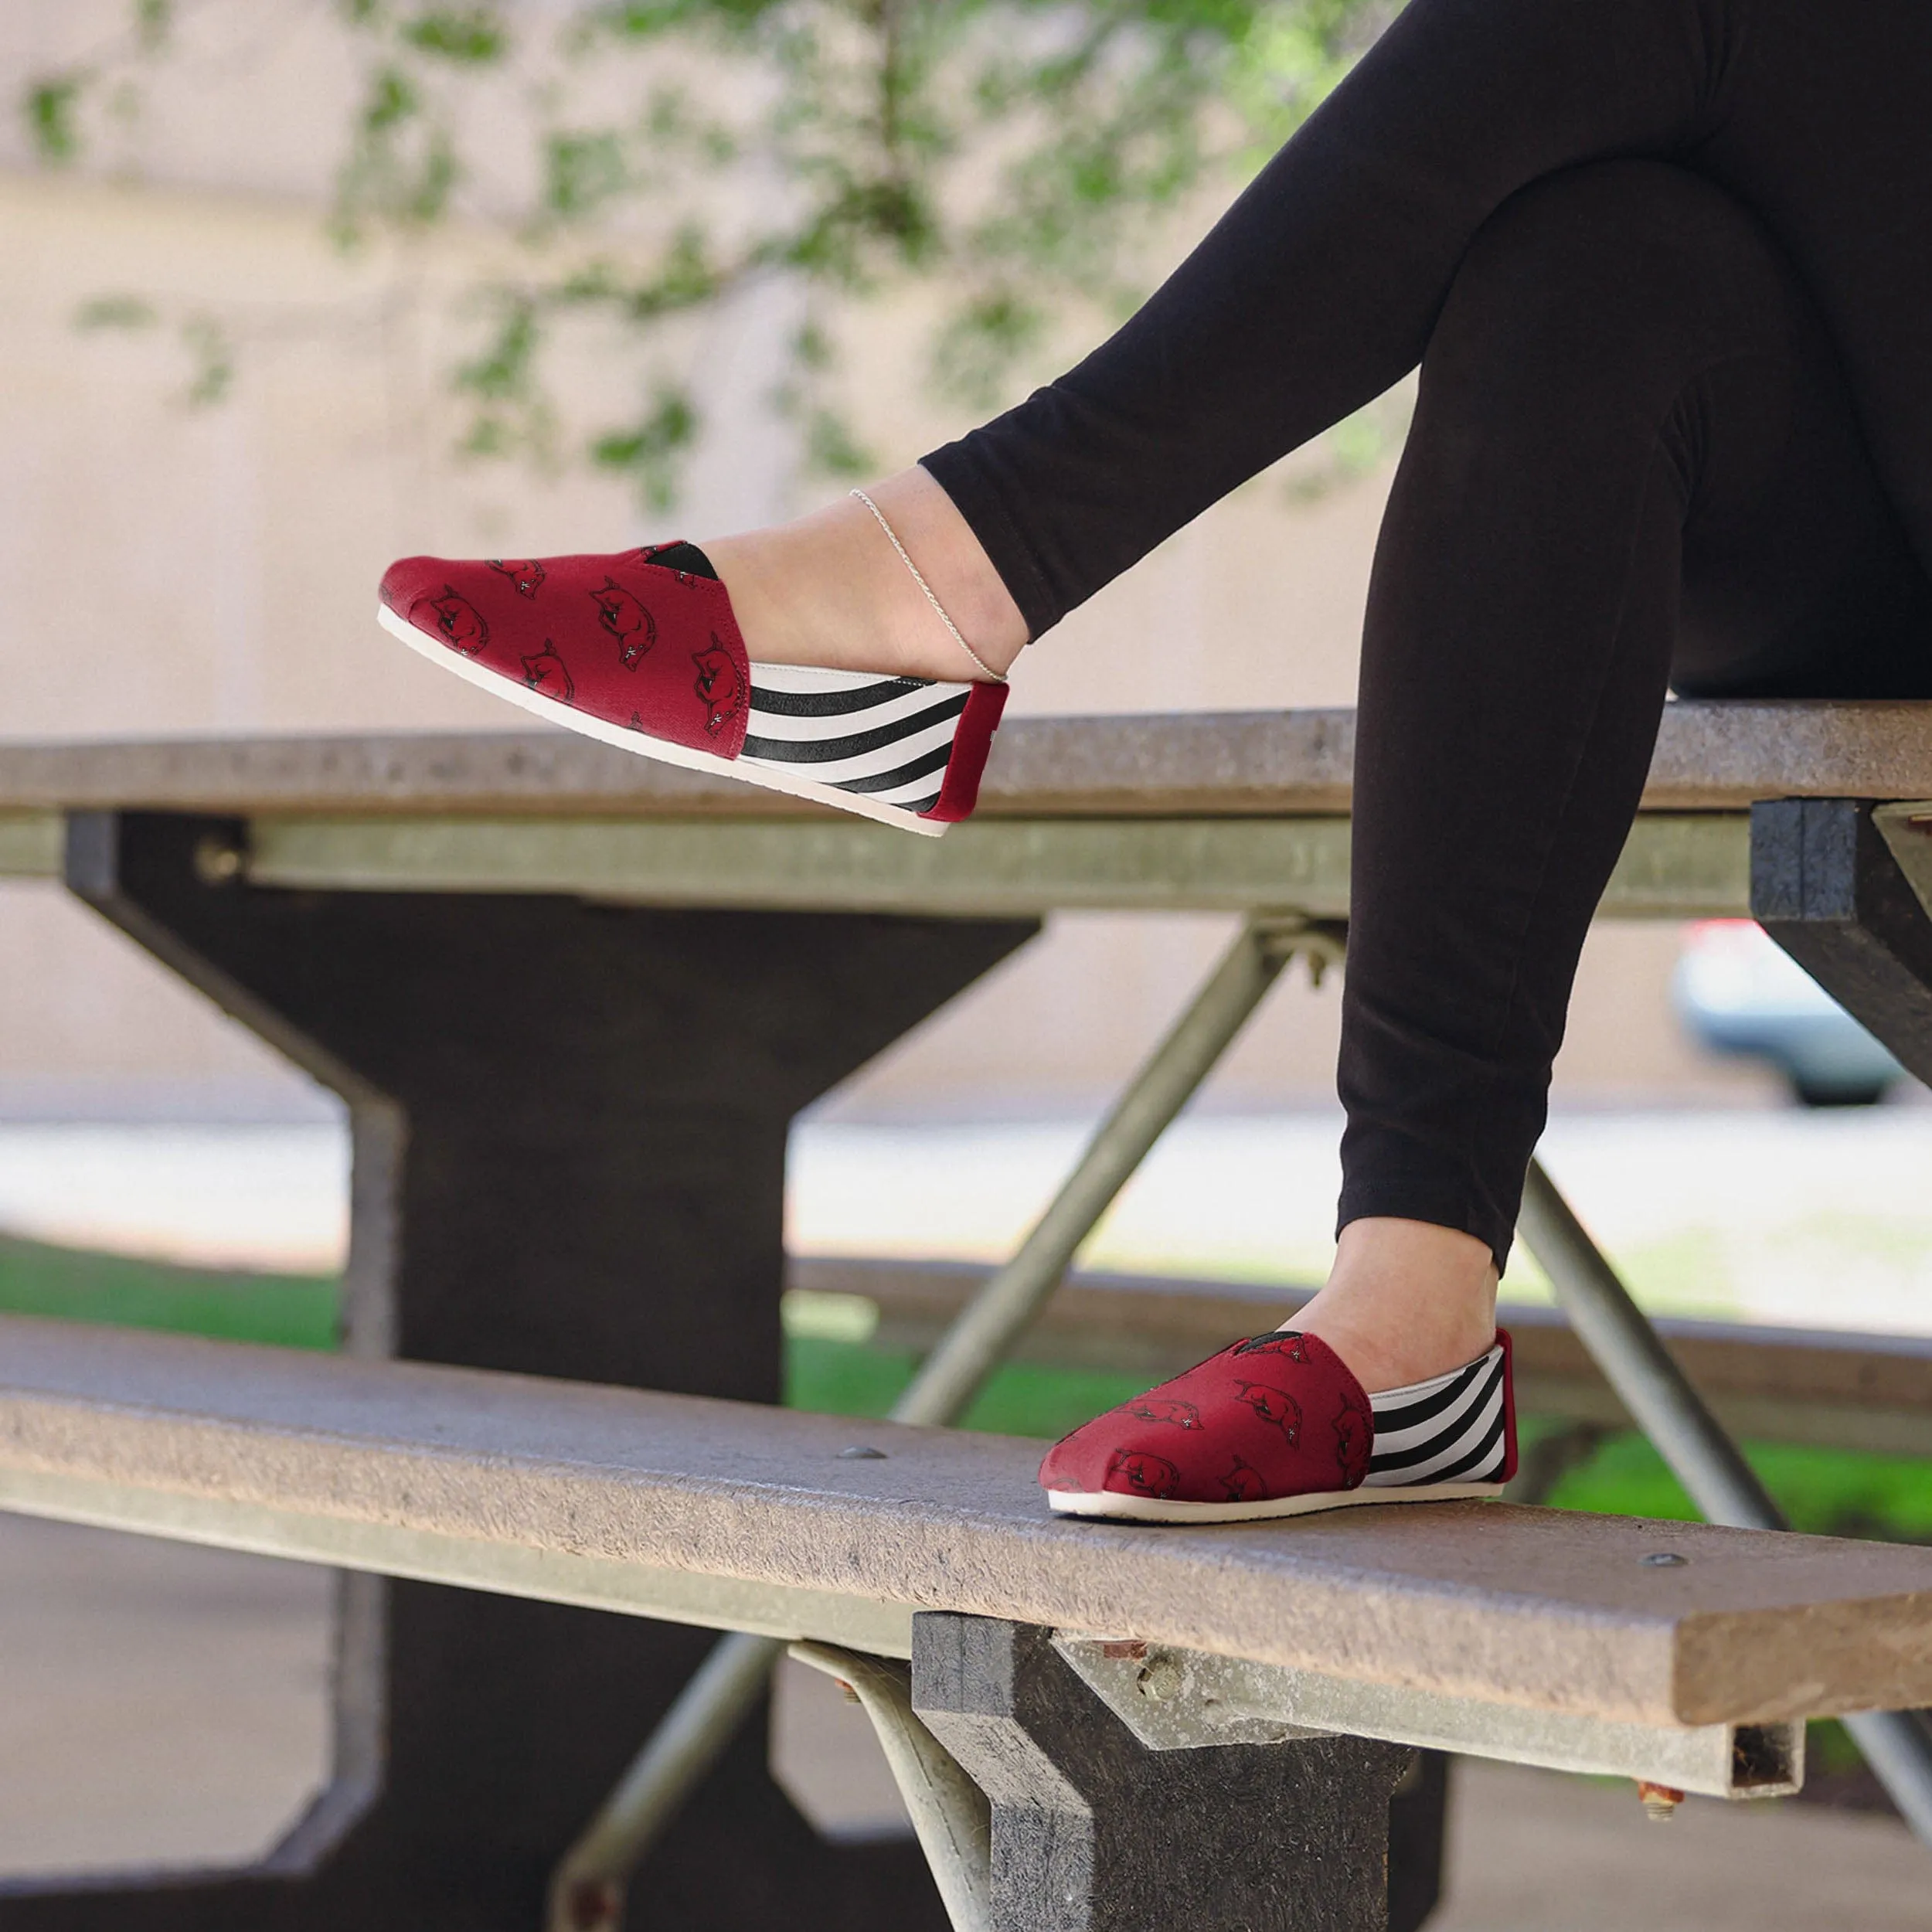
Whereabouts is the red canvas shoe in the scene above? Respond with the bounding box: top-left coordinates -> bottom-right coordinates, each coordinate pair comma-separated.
376,542 -> 1007,838
1039,1329 -> 1516,1524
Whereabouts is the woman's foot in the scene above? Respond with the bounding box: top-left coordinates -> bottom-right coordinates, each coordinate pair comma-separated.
376,473 -> 1022,835
1038,1219 -> 1514,1523
1291,1217 -> 1499,1393
700,468 -> 1029,683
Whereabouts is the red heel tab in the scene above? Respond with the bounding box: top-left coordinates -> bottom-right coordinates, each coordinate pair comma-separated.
921,680 -> 1009,824
1495,1328 -> 1519,1485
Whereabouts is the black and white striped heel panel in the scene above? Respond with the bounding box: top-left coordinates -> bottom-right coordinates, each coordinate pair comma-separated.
739,665 -> 971,814
1362,1342 -> 1509,1488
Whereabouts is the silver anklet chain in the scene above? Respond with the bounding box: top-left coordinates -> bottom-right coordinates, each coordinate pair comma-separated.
849,487 -> 1008,685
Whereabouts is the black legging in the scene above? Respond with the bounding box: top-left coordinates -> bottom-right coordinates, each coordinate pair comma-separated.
922,0 -> 1932,1266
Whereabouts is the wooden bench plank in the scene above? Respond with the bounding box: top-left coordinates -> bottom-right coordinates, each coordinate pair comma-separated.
3,1314 -> 1930,1730
0,699 -> 1927,818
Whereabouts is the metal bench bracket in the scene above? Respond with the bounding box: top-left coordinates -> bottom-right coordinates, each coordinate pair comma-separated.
1051,1634 -> 1803,1800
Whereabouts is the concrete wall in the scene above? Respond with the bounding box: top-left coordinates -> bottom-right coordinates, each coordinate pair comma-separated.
0,3 -> 1770,1121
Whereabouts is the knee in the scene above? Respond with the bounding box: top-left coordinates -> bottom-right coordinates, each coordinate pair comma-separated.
1425,161 -> 1792,408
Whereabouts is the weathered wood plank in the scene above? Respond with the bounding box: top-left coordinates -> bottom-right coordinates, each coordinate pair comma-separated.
3,1315 -> 1930,1728
0,699 -> 1926,817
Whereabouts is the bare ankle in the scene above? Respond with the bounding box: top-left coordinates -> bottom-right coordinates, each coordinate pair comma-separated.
1291,1217 -> 1498,1393
699,468 -> 1028,680
856,468 -> 1029,674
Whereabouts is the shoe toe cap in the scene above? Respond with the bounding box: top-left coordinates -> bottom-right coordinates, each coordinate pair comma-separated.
379,554 -> 457,617
1038,1415 -> 1197,1503
1037,1423 -> 1107,1495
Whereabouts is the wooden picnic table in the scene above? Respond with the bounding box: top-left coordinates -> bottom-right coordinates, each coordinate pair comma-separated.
0,703 -> 1928,1932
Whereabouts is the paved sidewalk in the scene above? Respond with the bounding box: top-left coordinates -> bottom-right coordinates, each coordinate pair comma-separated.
1431,1760 -> 1926,1931
0,1515 -> 331,1876
0,1515 -> 1923,1924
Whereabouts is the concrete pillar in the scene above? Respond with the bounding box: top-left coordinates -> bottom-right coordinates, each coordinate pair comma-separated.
0,809 -> 1037,1932
912,1615 -> 1422,1932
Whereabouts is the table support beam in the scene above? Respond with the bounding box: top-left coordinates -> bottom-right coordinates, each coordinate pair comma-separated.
1751,797 -> 1932,1084
0,809 -> 1036,1932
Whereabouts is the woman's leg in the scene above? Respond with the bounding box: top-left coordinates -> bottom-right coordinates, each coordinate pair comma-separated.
925,0 -> 1733,639
702,469 -> 1032,684
1291,159 -> 1932,1389
713,0 -> 1741,675
729,0 -> 1932,679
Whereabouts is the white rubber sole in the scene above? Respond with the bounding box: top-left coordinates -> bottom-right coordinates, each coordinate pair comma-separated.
1046,1479 -> 1507,1526
379,604 -> 951,838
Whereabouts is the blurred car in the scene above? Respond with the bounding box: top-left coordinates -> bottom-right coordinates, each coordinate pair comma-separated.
1673,918 -> 1906,1107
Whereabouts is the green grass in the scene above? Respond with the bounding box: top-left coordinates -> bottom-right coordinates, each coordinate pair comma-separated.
784,1333 -> 1149,1437
0,1234 -> 338,1350
1534,1423 -> 1932,1542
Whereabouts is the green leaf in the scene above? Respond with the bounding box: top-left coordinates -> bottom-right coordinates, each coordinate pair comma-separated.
332,63 -> 464,238
456,297 -> 541,401
791,319 -> 834,372
361,66 -> 419,134
802,406 -> 874,481
400,9 -> 509,63
24,74 -> 87,165
460,414 -> 515,457
590,230 -> 728,323
73,294 -> 158,330
599,1 -> 687,36
931,289 -> 1046,407
590,385 -> 699,511
134,0 -> 175,55
543,130 -> 629,220
598,0 -> 782,36
182,317 -> 235,406
408,128 -> 459,220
